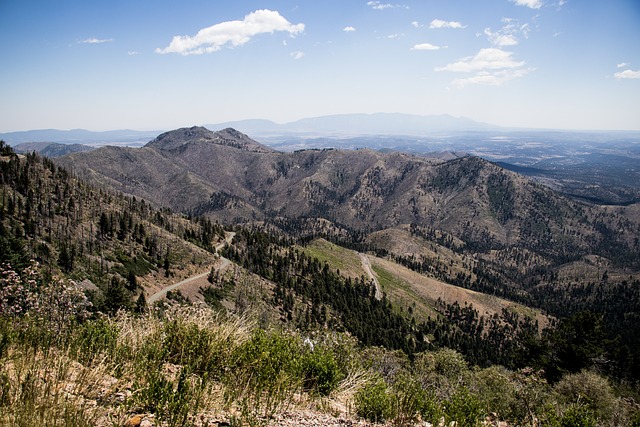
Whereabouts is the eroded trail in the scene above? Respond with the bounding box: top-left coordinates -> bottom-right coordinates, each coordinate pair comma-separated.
359,252 -> 382,300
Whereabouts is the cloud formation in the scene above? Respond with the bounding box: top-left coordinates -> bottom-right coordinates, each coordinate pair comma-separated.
156,9 -> 304,55
451,68 -> 531,88
484,28 -> 518,46
430,19 -> 466,29
436,48 -> 531,87
367,1 -> 408,10
511,0 -> 543,9
483,18 -> 531,46
343,26 -> 356,32
436,48 -> 524,72
79,38 -> 113,44
411,43 -> 444,51
290,51 -> 305,60
615,69 -> 640,79
617,62 -> 629,68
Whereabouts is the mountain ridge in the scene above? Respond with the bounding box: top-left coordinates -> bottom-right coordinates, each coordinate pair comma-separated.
57,126 -> 640,270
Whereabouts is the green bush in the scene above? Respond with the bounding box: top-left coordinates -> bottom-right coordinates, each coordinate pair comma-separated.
560,403 -> 596,427
391,371 -> 442,426
444,387 -> 484,427
301,344 -> 344,396
413,348 -> 470,401
69,317 -> 120,365
355,377 -> 394,423
225,329 -> 303,418
554,370 -> 616,422
134,366 -> 205,427
0,319 -> 12,359
162,318 -> 232,378
474,365 -> 518,421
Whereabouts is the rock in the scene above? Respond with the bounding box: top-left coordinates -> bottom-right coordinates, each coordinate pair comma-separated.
124,415 -> 143,427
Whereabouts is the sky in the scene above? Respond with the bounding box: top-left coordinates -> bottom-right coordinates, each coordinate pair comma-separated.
0,0 -> 639,132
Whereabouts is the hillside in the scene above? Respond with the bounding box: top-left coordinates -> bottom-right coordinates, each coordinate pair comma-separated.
57,127 -> 640,280
14,141 -> 94,157
54,127 -> 640,381
0,142 -> 226,313
3,139 -> 640,426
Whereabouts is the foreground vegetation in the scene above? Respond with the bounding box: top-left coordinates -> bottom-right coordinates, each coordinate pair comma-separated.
1,263 -> 640,427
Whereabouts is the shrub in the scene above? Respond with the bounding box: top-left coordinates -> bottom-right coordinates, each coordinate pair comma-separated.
0,262 -> 91,333
560,403 -> 596,427
162,318 -> 232,378
133,366 -> 206,427
444,387 -> 484,427
554,370 -> 616,422
474,365 -> 518,421
225,329 -> 303,418
391,370 -> 442,426
69,317 -> 120,365
301,343 -> 344,396
413,348 -> 470,401
355,377 -> 394,423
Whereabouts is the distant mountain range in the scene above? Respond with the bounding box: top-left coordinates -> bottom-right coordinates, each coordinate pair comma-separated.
0,128 -> 161,146
5,115 -> 640,204
0,113 -> 495,146
206,113 -> 497,137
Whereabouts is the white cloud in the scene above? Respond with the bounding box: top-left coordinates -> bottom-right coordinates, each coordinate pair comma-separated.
411,21 -> 422,28
411,43 -> 444,50
343,26 -> 356,32
617,62 -> 629,68
367,1 -> 407,10
155,9 -> 304,55
483,17 -> 533,46
451,68 -> 532,88
615,69 -> 640,79
430,19 -> 466,29
436,48 -> 524,72
79,37 -> 113,44
436,48 -> 530,88
511,0 -> 543,9
387,33 -> 404,39
484,28 -> 518,46
290,51 -> 305,60
127,51 -> 140,56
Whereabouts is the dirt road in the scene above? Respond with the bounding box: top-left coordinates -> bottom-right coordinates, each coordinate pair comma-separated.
147,232 -> 235,304
359,253 -> 382,300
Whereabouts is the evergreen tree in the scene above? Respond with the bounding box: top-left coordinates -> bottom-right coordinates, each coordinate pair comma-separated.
104,277 -> 132,315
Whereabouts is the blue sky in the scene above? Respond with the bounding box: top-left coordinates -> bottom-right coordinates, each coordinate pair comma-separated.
1,0 -> 639,132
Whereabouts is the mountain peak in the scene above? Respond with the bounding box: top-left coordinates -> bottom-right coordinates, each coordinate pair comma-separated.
145,126 -> 273,153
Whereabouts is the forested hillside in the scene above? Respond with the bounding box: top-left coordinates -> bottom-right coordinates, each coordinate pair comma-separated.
0,141 -> 225,312
2,139 -> 640,426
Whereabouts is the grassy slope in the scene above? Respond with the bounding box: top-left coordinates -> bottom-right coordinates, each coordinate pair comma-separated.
301,238 -> 547,327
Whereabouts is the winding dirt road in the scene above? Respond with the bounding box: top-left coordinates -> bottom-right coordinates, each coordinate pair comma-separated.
147,232 -> 235,304
359,252 -> 382,300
